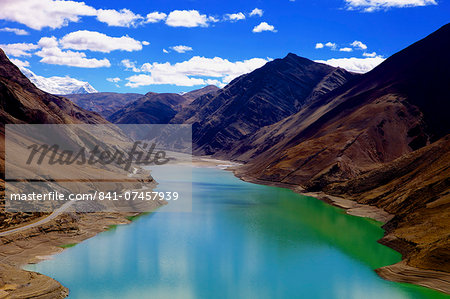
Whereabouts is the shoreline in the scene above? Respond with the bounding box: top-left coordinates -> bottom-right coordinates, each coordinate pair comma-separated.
232,166 -> 450,295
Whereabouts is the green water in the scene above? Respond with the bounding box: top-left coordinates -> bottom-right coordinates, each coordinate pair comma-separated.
26,166 -> 447,298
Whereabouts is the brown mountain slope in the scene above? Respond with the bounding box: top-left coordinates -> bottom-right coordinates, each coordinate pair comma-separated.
238,23 -> 450,189
325,135 -> 450,292
171,53 -> 358,155
181,85 -> 219,105
107,92 -> 188,124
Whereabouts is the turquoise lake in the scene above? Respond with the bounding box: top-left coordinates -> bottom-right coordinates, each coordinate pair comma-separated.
26,166 -> 447,298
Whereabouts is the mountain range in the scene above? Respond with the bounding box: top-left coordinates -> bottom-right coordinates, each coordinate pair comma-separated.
171,54 -> 358,155
107,85 -> 219,124
64,92 -> 143,118
0,23 -> 449,293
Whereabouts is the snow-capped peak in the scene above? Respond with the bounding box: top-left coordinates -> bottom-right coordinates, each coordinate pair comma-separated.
20,67 -> 97,95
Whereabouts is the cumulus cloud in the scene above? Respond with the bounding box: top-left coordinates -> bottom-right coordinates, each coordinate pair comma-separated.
126,74 -> 206,88
252,22 -> 277,33
125,56 -> 270,87
96,8 -> 144,27
315,43 -> 324,49
170,45 -> 193,53
0,43 -> 38,57
35,38 -> 110,68
249,8 -> 264,17
146,11 -> 167,23
163,49 -> 169,54
339,47 -> 353,52
316,56 -> 385,73
0,0 -> 97,30
0,27 -> 29,35
350,40 -> 368,50
59,30 -> 145,53
121,59 -> 141,72
0,0 -> 147,30
225,12 -> 246,22
36,47 -> 110,68
165,10 -> 216,27
325,42 -> 337,50
37,36 -> 58,48
344,0 -> 437,11
107,77 -> 121,83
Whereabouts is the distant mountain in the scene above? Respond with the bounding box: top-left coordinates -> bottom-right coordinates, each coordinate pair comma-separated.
107,92 -> 188,124
20,68 -> 97,95
107,85 -> 219,124
171,53 -> 358,155
181,85 -> 220,105
64,92 -> 143,118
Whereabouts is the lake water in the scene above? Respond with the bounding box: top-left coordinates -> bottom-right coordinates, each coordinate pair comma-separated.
26,166 -> 446,298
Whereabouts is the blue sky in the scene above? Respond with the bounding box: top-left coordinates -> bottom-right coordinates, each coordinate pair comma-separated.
0,0 -> 448,94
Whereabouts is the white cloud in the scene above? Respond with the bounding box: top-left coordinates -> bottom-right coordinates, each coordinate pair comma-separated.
0,0 -> 97,30
325,42 -> 337,50
35,46 -> 110,68
0,0 -> 147,30
0,27 -> 29,35
163,49 -> 169,54
170,45 -> 193,53
125,56 -> 270,87
126,74 -> 206,88
121,59 -> 141,72
315,43 -> 324,49
350,40 -> 368,50
0,43 -> 38,57
96,8 -> 143,27
316,56 -> 385,73
38,36 -> 59,48
225,12 -> 246,22
107,77 -> 121,83
363,51 -> 377,57
344,0 -> 437,11
252,22 -> 277,33
10,58 -> 29,68
165,10 -> 215,27
339,47 -> 353,52
59,30 -> 144,53
146,11 -> 167,23
34,35 -> 111,68
142,41 -> 150,46
249,8 -> 264,17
